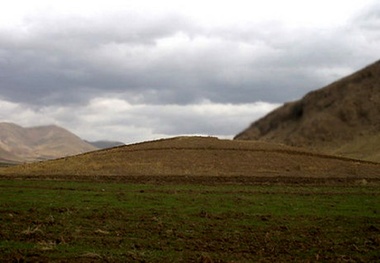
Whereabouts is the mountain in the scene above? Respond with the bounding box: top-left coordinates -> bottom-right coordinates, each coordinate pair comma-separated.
86,140 -> 125,149
0,122 -> 98,163
2,136 -> 379,180
0,145 -> 20,164
235,60 -> 380,162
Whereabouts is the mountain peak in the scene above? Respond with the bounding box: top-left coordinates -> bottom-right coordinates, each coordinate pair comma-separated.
0,122 -> 97,163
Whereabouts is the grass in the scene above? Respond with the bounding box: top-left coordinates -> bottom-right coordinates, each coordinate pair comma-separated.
0,179 -> 379,262
3,137 -> 379,179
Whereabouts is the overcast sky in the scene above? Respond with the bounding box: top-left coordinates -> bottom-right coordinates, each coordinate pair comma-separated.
0,0 -> 379,143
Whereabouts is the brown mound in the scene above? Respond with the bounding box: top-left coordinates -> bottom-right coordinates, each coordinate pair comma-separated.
2,136 -> 379,179
235,60 -> 380,162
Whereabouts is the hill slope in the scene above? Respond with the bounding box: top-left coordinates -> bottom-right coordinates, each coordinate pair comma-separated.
0,122 -> 98,162
2,137 -> 379,180
235,60 -> 380,162
0,146 -> 19,164
86,140 -> 125,149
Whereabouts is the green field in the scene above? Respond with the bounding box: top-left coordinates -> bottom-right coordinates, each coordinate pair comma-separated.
0,179 -> 379,262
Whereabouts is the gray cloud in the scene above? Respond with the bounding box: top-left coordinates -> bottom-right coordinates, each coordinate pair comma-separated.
1,4 -> 379,108
0,1 -> 379,142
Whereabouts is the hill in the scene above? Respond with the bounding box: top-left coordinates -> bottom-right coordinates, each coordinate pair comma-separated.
2,136 -> 379,181
86,140 -> 125,149
235,60 -> 380,162
0,146 -> 19,164
0,122 -> 98,163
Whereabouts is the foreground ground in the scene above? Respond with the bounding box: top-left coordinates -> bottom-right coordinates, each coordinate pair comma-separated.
0,177 -> 379,262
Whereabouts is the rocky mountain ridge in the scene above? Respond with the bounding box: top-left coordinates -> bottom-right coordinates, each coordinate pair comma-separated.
235,60 -> 380,162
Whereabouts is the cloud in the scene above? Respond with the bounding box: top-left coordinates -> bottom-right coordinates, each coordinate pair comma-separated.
0,1 -> 379,108
0,97 -> 280,143
0,0 -> 379,142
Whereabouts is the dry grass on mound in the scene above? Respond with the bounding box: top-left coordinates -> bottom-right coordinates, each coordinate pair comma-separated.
1,137 -> 379,180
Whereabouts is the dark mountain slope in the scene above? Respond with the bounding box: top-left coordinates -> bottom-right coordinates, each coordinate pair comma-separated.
235,60 -> 380,162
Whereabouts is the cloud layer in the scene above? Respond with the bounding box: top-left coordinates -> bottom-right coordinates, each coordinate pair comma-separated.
0,0 -> 379,142
0,97 -> 280,143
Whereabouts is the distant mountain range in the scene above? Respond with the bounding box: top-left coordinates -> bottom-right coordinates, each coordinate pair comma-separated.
235,60 -> 380,162
86,140 -> 125,149
0,123 -> 98,163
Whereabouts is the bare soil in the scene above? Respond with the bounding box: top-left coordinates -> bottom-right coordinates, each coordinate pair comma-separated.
1,137 -> 379,181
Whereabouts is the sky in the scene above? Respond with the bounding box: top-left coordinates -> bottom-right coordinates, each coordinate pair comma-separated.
0,0 -> 379,143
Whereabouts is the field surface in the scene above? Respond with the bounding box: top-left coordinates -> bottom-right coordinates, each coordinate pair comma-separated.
1,178 -> 379,262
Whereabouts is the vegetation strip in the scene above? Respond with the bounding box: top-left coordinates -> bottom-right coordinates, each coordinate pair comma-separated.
82,146 -> 380,165
1,179 -> 379,262
1,175 -> 380,185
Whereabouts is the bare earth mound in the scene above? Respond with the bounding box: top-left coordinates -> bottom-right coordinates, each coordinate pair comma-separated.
235,60 -> 380,162
2,137 -> 379,182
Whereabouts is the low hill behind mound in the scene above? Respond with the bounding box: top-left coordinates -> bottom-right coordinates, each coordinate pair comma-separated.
2,137 -> 379,180
235,60 -> 380,162
86,140 -> 125,149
